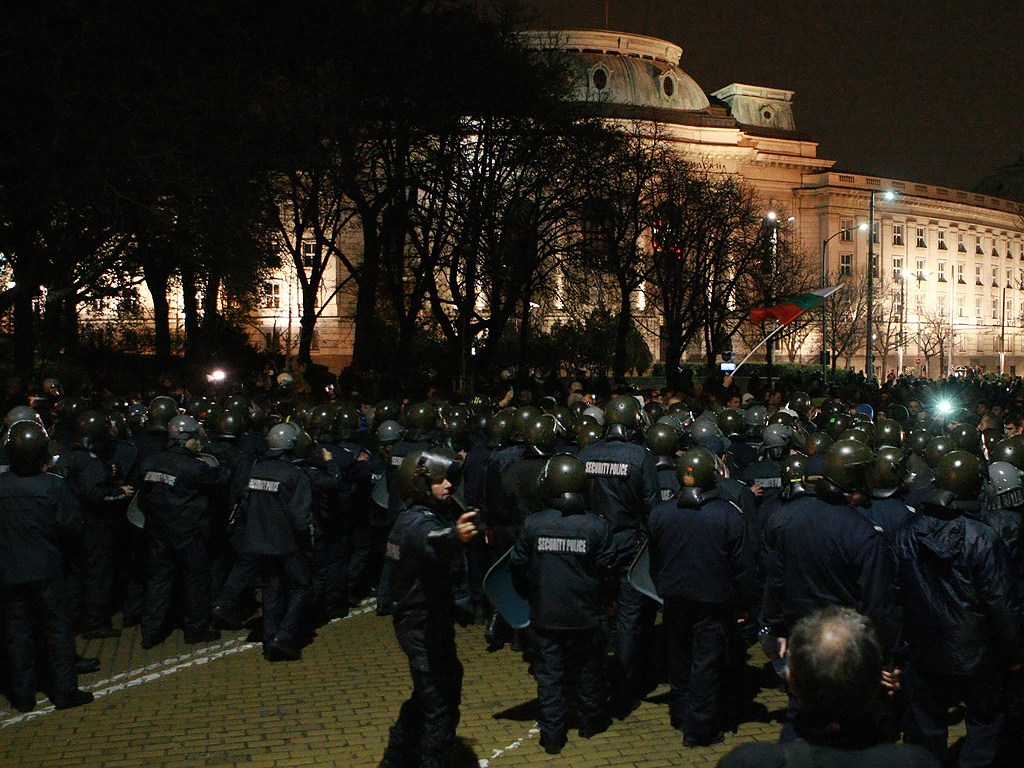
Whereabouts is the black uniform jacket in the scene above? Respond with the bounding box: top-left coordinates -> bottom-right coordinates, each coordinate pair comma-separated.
577,437 -> 658,540
510,506 -> 615,630
138,445 -> 228,540
239,456 -> 315,556
0,470 -> 82,584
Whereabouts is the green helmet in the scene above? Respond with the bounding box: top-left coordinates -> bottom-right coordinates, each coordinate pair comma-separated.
216,410 -> 247,437
4,406 -> 44,429
826,413 -> 853,441
292,428 -> 314,460
645,423 -> 680,457
376,400 -> 402,423
676,447 -> 719,492
267,421 -> 302,453
525,414 -> 565,455
404,402 -> 438,433
6,420 -> 50,474
149,396 -> 179,429
442,414 -> 471,449
934,450 -> 983,500
788,392 -> 812,418
989,436 -> 1024,470
743,405 -> 768,439
950,423 -> 981,455
512,406 -> 543,441
873,419 -> 904,449
577,423 -> 604,448
762,423 -> 806,459
780,452 -> 809,499
399,448 -> 462,506
74,410 -> 109,448
924,436 -> 955,468
717,409 -> 744,439
376,419 -> 404,445
822,439 -> 874,494
547,406 -> 575,433
606,396 -> 643,431
539,454 -> 587,512
333,405 -> 361,441
768,411 -> 798,428
906,427 -> 932,456
806,432 -> 833,457
309,404 -> 336,435
223,394 -> 251,415
186,397 -> 213,420
867,446 -> 908,498
487,409 -> 516,449
167,414 -> 202,446
644,402 -> 666,424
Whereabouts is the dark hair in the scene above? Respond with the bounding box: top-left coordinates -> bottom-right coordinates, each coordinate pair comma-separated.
788,607 -> 884,731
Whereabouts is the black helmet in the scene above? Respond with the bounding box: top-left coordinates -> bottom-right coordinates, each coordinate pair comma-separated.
872,419 -> 904,449
645,423 -> 679,457
404,402 -> 438,434
376,400 -> 402,423
149,396 -> 179,429
924,436 -> 955,468
867,446 -> 909,499
487,409 -> 516,449
539,454 -> 587,513
399,448 -> 462,506
512,406 -> 543,441
989,436 -> 1024,470
223,394 -> 251,415
606,396 -> 642,432
789,392 -> 812,418
547,405 -> 575,432
376,419 -> 404,445
4,406 -> 44,429
822,439 -> 874,495
762,423 -> 806,460
333,405 -> 361,441
676,447 -> 719,508
577,423 -> 603,448
525,414 -> 565,456
950,423 -> 981,455
6,420 -> 50,474
309,404 -> 335,436
780,453 -> 809,500
826,413 -> 853,441
442,414 -> 471,450
934,450 -> 983,501
216,410 -> 247,437
806,432 -> 833,457
74,410 -> 109,448
167,414 -> 202,447
644,402 -> 666,423
768,411 -> 798,428
743,405 -> 768,439
888,404 -> 910,425
717,409 -> 744,439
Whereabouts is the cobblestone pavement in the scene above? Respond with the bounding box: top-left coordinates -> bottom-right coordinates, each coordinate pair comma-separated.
0,605 -> 960,767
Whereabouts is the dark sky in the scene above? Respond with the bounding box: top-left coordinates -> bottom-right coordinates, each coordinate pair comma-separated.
527,0 -> 1024,191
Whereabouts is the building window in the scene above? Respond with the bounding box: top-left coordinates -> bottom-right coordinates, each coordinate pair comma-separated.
892,257 -> 903,279
938,230 -> 948,250
957,232 -> 967,252
976,296 -> 982,318
916,258 -> 926,278
993,267 -> 999,287
917,227 -> 927,248
1009,336 -> 1016,352
264,281 -> 281,309
993,243 -> 1001,258
302,241 -> 316,268
871,253 -> 878,278
957,263 -> 965,284
892,224 -> 904,246
1008,268 -> 1014,286
976,236 -> 984,255
976,265 -> 983,286
872,222 -> 879,244
1007,298 -> 1014,323
937,261 -> 947,282
841,219 -> 854,241
937,294 -> 947,314
956,295 -> 964,317
591,66 -> 608,91
839,252 -> 853,276
958,335 -> 966,352
662,75 -> 675,97
992,297 -> 999,320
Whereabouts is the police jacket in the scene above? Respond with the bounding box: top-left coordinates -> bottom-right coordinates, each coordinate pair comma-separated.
654,456 -> 679,502
384,501 -> 472,623
895,506 -> 1022,675
238,455 -> 315,556
510,505 -> 615,630
728,441 -> 759,472
461,444 -> 491,510
137,445 -> 229,541
504,450 -> 553,524
865,497 -> 912,542
577,436 -> 658,539
763,496 -> 900,650
0,470 -> 82,584
56,447 -> 131,520
296,452 -> 345,539
740,459 -> 782,499
485,443 -> 525,528
648,493 -> 745,605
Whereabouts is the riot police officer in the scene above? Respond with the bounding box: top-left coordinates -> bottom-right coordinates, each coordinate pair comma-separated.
0,421 -> 93,711
648,447 -> 745,748
137,414 -> 228,647
509,454 -> 616,754
379,448 -> 479,768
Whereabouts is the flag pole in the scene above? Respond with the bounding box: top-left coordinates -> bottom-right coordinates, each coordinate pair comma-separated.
733,322 -> 790,377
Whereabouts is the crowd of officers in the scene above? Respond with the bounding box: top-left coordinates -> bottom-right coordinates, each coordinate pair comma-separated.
1,373 -> 1023,767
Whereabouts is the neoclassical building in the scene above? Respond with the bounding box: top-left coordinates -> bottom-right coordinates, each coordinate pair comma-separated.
109,29 -> 1022,377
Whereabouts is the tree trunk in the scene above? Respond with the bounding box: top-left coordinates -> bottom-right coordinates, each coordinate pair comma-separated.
200,272 -> 221,353
613,291 -> 632,383
180,267 -> 199,357
12,280 -> 37,379
664,327 -> 684,390
297,280 -> 318,366
144,263 -> 172,361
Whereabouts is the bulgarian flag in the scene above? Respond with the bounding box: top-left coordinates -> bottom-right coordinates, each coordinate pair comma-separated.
749,285 -> 843,325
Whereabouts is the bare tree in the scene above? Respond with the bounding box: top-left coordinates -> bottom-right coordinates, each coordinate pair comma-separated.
917,306 -> 954,377
823,270 -> 869,372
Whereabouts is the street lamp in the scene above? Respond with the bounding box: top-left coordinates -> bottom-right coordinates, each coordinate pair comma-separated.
763,211 -> 795,389
821,222 -> 869,381
866,189 -> 897,382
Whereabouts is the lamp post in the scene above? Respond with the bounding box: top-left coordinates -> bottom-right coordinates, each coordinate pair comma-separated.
865,189 -> 897,382
821,223 -> 869,382
764,211 -> 794,390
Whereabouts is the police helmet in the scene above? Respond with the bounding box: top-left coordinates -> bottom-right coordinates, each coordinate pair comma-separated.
581,405 -> 606,427
399,448 -> 462,505
743,405 -> 768,439
934,450 -> 983,501
216,410 -> 247,437
826,413 -> 853,441
806,432 -> 833,457
822,439 -> 874,495
577,423 -> 604,448
989,436 -> 1024,470
887,405 -> 910,425
768,410 -> 798,429
906,427 -> 932,457
988,462 -> 1024,510
645,423 -> 679,457
404,402 -> 438,433
950,423 -> 982,455
762,423 -> 806,460
525,414 -> 564,455
376,400 -> 402,423
267,421 -> 302,453
924,436 -> 954,468
376,419 -> 404,445
717,409 -> 744,440
606,396 -> 643,432
867,446 -> 909,499
4,406 -> 44,430
75,410 -> 110,448
512,406 -> 542,441
148,396 -> 179,429
539,454 -> 587,513
780,453 -> 809,499
788,392 -> 812,418
872,419 -> 904,449
167,414 -> 202,446
7,420 -> 50,474
487,409 -> 516,449
676,447 -> 718,492
333,405 -> 361,441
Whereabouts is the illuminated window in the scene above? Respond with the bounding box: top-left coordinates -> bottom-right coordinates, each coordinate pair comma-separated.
976,265 -> 983,286
892,257 -> 903,279
957,263 -> 965,284
917,227 -> 927,248
841,219 -> 854,241
957,232 -> 966,252
956,295 -> 964,317
892,224 -> 904,246
264,282 -> 281,309
937,261 -> 947,282
938,230 -> 948,250
839,252 -> 853,276
976,236 -> 984,255
302,241 -> 316,268
916,258 -> 926,278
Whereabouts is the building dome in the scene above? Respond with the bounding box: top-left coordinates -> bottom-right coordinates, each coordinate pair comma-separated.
519,29 -> 710,113
973,157 -> 1024,203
